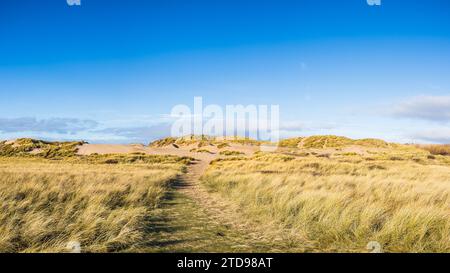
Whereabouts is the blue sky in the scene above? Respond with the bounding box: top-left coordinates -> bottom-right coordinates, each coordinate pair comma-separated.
1,0 -> 450,143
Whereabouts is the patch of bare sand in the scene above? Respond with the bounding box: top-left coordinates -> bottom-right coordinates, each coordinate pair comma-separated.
77,142 -> 258,159
5,140 -> 16,145
77,143 -> 220,166
4,139 -> 21,148
29,148 -> 43,154
77,144 -> 147,155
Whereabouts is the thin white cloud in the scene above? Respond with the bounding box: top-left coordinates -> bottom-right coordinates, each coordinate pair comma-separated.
0,115 -> 339,144
392,95 -> 450,122
410,128 -> 450,144
0,117 -> 98,134
95,123 -> 173,143
279,121 -> 304,131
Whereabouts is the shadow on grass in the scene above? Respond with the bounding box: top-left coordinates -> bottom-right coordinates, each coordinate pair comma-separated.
138,162 -> 201,251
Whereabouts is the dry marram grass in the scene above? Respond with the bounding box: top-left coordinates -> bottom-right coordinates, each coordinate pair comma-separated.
0,157 -> 185,253
2,137 -> 450,253
202,148 -> 450,252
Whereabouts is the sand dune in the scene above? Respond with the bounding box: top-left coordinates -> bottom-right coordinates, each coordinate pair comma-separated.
77,142 -> 258,161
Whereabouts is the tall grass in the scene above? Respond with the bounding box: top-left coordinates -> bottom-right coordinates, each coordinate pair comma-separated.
418,144 -> 450,156
0,157 -> 184,253
202,152 -> 450,252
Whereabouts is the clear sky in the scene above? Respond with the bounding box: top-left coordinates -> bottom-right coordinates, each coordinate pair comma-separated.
1,0 -> 450,143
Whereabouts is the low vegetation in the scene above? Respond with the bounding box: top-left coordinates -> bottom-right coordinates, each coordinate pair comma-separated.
190,148 -> 213,154
150,135 -> 264,148
150,135 -> 213,147
0,157 -> 186,253
3,136 -> 450,253
0,138 -> 85,158
278,137 -> 303,148
216,142 -> 231,149
0,138 -> 193,165
202,147 -> 450,252
149,137 -> 177,147
278,135 -> 390,149
219,150 -> 245,156
418,144 -> 450,156
80,153 -> 193,165
301,135 -> 353,148
0,139 -> 192,253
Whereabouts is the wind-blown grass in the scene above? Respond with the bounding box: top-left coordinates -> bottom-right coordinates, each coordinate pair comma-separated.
202,151 -> 450,252
0,157 -> 186,253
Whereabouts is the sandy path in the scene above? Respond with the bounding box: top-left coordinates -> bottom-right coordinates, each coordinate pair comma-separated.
176,154 -> 313,252
77,143 -> 309,252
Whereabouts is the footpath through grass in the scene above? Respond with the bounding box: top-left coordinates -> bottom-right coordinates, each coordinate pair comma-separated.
136,157 -> 315,253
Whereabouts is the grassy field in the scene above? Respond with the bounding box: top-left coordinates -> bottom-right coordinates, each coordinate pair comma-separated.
202,142 -> 450,252
0,156 -> 187,253
2,136 -> 450,253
